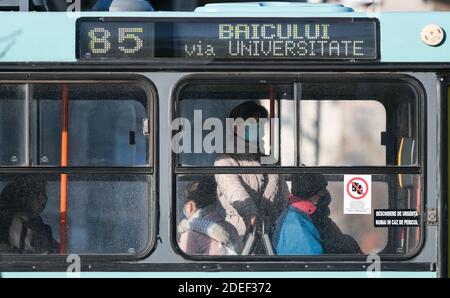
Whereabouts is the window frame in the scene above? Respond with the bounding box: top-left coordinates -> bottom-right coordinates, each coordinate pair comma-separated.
0,74 -> 158,262
171,73 -> 427,262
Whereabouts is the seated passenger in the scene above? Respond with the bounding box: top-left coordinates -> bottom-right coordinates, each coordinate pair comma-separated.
0,178 -> 59,254
273,174 -> 362,255
178,176 -> 242,256
0,183 -> 15,252
272,177 -> 324,255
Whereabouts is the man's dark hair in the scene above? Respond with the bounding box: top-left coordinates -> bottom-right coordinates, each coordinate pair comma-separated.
184,176 -> 218,209
229,101 -> 269,120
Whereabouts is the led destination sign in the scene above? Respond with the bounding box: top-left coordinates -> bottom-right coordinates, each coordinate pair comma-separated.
174,20 -> 378,59
77,18 -> 379,61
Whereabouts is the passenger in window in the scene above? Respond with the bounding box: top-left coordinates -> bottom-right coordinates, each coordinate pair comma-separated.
178,176 -> 242,256
277,174 -> 362,254
272,177 -> 324,255
0,183 -> 15,252
0,178 -> 59,254
214,101 -> 289,239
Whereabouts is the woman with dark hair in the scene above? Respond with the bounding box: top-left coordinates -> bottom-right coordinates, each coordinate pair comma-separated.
0,177 -> 59,254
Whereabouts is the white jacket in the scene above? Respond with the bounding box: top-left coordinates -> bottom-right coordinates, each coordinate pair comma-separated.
214,152 -> 289,238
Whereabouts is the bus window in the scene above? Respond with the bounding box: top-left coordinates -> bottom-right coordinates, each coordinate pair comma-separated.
300,100 -> 387,166
175,173 -> 420,257
0,80 -> 155,256
173,76 -> 422,258
300,80 -> 419,166
32,83 -> 150,167
0,84 -> 27,166
0,174 -> 151,254
176,83 -> 295,166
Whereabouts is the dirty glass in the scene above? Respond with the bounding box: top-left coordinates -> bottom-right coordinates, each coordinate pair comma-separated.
0,174 -> 151,255
0,84 -> 27,166
176,83 -> 294,167
300,81 -> 419,166
174,78 -> 422,258
175,173 -> 421,257
32,83 -> 150,167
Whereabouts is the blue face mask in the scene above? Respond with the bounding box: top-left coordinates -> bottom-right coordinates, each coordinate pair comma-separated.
244,125 -> 259,143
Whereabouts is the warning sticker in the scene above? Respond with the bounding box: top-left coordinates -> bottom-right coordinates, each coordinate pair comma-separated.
374,210 -> 421,227
344,175 -> 371,214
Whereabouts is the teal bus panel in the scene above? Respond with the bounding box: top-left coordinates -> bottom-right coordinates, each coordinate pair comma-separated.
1,12 -> 450,63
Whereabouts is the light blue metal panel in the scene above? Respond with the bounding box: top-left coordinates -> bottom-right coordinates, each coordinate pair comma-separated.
0,13 -> 76,62
0,271 -> 438,278
1,11 -> 450,63
378,12 -> 450,62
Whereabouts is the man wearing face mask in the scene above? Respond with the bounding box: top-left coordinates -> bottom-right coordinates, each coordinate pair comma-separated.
214,101 -> 289,240
273,173 -> 362,255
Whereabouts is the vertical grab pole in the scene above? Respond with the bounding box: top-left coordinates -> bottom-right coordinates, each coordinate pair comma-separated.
269,84 -> 275,148
60,84 -> 69,254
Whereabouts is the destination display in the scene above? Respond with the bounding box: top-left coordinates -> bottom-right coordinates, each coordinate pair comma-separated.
77,18 -> 379,61
77,21 -> 155,59
173,20 -> 378,59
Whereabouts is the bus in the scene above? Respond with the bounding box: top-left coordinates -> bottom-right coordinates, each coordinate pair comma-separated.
0,1 -> 448,278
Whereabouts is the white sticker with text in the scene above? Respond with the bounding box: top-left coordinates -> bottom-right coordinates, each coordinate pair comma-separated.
344,175 -> 372,214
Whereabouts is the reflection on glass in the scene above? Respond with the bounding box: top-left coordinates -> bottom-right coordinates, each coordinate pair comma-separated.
176,80 -> 419,167
300,81 -> 419,166
0,174 -> 151,255
32,84 -> 150,167
0,84 -> 27,166
176,173 -> 421,257
177,83 -> 293,166
300,100 -> 387,166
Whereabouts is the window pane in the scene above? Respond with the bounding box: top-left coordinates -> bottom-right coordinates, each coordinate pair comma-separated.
300,81 -> 419,166
32,83 -> 150,166
176,83 -> 294,166
0,174 -> 151,255
0,84 -> 27,166
175,173 -> 421,257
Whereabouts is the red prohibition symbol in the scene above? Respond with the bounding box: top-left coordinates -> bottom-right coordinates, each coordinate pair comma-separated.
346,177 -> 369,200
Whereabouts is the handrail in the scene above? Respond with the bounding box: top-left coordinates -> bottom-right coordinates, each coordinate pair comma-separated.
59,83 -> 69,254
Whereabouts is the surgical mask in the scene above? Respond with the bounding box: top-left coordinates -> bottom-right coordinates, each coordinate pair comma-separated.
244,125 -> 259,143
